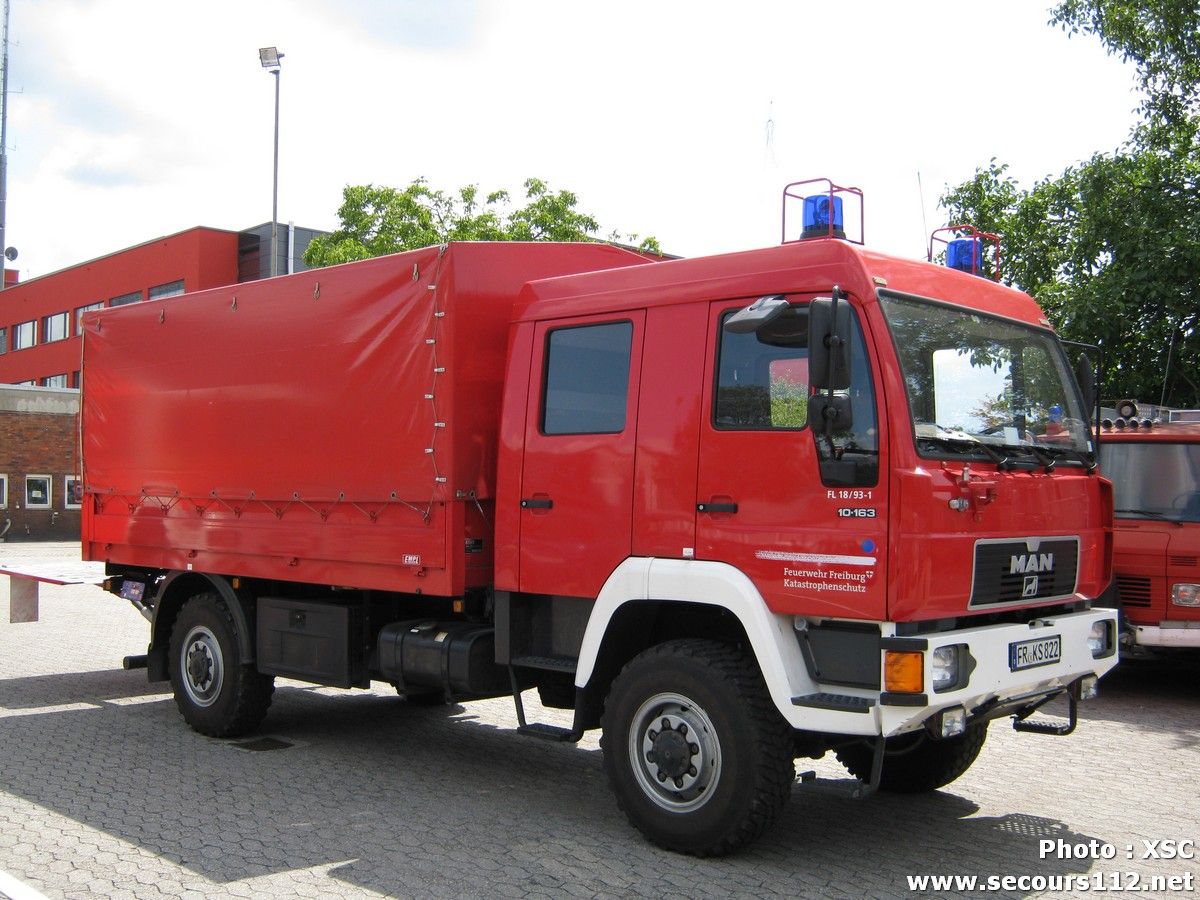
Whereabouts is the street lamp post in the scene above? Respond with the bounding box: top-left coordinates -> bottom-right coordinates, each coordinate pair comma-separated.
259,47 -> 284,278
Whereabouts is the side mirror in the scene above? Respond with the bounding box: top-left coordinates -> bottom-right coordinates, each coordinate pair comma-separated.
808,394 -> 854,434
724,295 -> 789,334
808,296 -> 852,390
1075,353 -> 1096,417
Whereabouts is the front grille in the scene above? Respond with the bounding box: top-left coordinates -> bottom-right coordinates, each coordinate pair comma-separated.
970,538 -> 1080,608
1115,574 -> 1152,607
1169,555 -> 1197,567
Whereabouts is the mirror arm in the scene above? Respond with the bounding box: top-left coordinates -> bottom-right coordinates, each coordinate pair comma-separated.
823,286 -> 845,452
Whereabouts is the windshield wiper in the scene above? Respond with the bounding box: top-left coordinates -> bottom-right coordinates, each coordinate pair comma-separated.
1026,444 -> 1057,473
921,425 -> 1012,469
1036,443 -> 1099,474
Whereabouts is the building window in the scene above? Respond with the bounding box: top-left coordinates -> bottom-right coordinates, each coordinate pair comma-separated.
110,290 -> 142,307
13,320 -> 36,349
76,302 -> 103,333
43,311 -> 69,343
541,321 -> 633,435
25,475 -> 51,509
0,326 -> 6,354
15,379 -> 36,386
149,279 -> 185,301
64,475 -> 82,509
0,474 -> 7,509
43,374 -> 68,388
72,370 -> 82,388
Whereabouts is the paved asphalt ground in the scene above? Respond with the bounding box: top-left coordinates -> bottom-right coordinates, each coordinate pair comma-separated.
1,542 -> 1198,899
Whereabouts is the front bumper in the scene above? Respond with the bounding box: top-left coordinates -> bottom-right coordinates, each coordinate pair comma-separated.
876,607 -> 1118,736
1129,622 -> 1200,649
784,607 -> 1118,737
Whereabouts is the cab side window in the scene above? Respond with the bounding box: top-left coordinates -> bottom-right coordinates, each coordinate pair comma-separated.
713,300 -> 879,485
715,307 -> 810,430
541,321 -> 633,435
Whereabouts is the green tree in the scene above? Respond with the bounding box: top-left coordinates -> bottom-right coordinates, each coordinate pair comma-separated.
305,177 -> 660,268
940,1 -> 1200,407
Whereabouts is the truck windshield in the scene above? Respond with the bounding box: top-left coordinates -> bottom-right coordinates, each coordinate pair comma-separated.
879,291 -> 1092,463
1105,442 -> 1200,522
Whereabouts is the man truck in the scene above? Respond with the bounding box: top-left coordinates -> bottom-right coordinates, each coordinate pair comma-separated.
80,200 -> 1119,855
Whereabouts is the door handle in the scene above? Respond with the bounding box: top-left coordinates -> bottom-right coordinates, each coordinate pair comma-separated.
697,501 -> 738,514
521,498 -> 554,510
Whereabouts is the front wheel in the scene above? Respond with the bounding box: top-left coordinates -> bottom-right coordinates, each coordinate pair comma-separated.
601,639 -> 794,856
168,592 -> 275,738
835,722 -> 988,793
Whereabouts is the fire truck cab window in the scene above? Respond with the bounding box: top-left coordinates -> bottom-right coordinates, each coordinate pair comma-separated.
716,306 -> 810,429
541,321 -> 633,435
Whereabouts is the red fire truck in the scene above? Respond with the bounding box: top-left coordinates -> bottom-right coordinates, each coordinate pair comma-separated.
1100,411 -> 1200,653
80,188 -> 1118,855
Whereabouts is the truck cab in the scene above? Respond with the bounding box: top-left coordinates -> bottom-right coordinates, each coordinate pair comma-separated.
1101,418 -> 1200,652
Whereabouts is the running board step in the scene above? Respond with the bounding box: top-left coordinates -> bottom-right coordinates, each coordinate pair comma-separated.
1012,694 -> 1077,736
508,665 -> 583,744
517,723 -> 579,742
795,770 -> 874,800
510,655 -> 577,673
791,692 -> 876,713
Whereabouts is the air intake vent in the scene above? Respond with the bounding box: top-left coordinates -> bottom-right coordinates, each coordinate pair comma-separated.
1169,556 -> 1197,567
1115,574 -> 1152,607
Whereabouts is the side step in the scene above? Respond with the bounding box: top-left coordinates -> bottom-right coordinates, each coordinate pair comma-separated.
797,736 -> 885,800
508,666 -> 583,743
510,654 -> 577,673
517,722 -> 579,742
791,692 -> 875,713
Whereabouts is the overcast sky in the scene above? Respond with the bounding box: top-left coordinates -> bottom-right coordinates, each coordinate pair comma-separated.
3,0 -> 1140,281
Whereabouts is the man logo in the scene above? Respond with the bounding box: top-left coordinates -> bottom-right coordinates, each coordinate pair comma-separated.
1010,553 -> 1054,574
1023,574 -> 1039,597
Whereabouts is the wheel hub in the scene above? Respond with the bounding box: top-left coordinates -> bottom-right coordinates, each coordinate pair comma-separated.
630,694 -> 721,812
179,624 -> 224,708
187,643 -> 213,690
647,718 -> 697,781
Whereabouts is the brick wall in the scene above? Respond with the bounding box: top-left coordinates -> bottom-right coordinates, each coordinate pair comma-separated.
0,386 -> 80,542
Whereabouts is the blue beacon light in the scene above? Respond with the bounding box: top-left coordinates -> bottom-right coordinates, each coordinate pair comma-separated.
946,238 -> 984,275
802,195 -> 845,239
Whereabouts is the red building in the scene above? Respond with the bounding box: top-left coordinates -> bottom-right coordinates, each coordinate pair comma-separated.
0,223 -> 324,387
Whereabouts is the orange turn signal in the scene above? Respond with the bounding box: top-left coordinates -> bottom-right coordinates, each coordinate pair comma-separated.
884,650 -> 924,694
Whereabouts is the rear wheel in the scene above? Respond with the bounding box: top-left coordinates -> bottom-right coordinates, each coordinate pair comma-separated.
835,722 -> 988,793
601,639 -> 794,856
168,592 -> 274,737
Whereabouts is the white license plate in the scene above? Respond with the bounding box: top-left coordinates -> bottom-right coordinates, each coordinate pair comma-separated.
1009,635 -> 1062,671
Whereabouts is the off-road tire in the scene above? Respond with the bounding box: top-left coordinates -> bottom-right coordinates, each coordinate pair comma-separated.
168,592 -> 274,738
600,639 -> 794,856
835,722 -> 988,793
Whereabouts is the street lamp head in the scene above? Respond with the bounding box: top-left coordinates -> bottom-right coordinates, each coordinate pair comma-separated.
259,47 -> 283,70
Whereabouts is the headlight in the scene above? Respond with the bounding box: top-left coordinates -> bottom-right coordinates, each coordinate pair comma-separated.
1087,620 -> 1113,657
1171,583 -> 1200,607
931,645 -> 962,692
